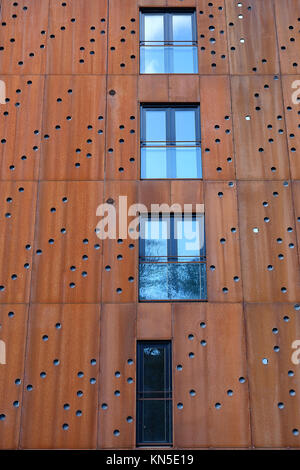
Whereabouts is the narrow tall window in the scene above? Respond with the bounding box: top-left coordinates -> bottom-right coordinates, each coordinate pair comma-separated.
139,213 -> 207,301
141,105 -> 201,179
140,10 -> 198,74
136,341 -> 172,446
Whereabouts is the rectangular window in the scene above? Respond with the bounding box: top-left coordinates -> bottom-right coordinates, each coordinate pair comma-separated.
141,105 -> 202,179
136,341 -> 172,446
140,10 -> 198,74
139,213 -> 207,301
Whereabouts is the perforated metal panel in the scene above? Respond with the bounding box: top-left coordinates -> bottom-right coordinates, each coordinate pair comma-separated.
246,303 -> 300,448
0,182 -> 37,303
232,75 -> 289,180
225,0 -> 279,75
205,181 -> 242,302
197,0 -> 228,75
0,76 -> 44,180
275,0 -> 300,75
99,304 -> 136,449
30,181 -> 104,303
238,181 -> 300,302
0,0 -> 299,450
20,304 -> 100,449
173,303 -> 250,448
40,75 -> 106,180
282,75 -> 300,180
0,305 -> 28,449
47,0 -> 108,74
200,75 -> 235,180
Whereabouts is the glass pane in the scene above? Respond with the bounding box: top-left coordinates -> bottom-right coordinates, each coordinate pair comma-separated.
175,147 -> 201,178
142,218 -> 168,258
175,109 -> 196,143
142,345 -> 167,394
139,263 -> 168,300
171,46 -> 198,73
144,14 -> 164,43
168,263 -> 207,300
145,110 -> 167,142
139,400 -> 172,444
141,148 -> 167,178
140,46 -> 165,73
172,14 -> 193,42
176,216 -> 205,259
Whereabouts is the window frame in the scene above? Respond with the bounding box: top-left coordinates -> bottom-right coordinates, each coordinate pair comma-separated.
136,340 -> 173,447
139,8 -> 198,74
140,104 -> 202,180
139,213 -> 207,302
140,8 -> 198,45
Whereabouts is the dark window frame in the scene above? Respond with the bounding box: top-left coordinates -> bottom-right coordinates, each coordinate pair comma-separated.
140,104 -> 202,179
136,340 -> 173,447
139,213 -> 207,302
139,9 -> 198,74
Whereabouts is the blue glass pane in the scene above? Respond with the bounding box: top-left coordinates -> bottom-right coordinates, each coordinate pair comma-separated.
176,216 -> 205,259
145,110 -> 167,142
142,218 -> 168,258
172,14 -> 193,43
172,46 -> 198,73
175,147 -> 201,178
140,46 -> 165,73
142,147 -> 201,179
139,264 -> 169,300
141,147 -> 167,178
144,14 -> 164,43
175,110 -> 196,143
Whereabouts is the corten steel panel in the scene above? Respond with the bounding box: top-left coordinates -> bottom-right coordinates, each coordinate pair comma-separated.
238,181 -> 300,303
46,0 -> 107,74
232,75 -> 290,180
40,75 -> 106,181
204,182 -> 243,302
138,180 -> 171,209
108,0 -> 139,75
30,181 -> 104,304
106,76 -> 138,180
20,304 -> 100,449
99,304 -> 136,449
282,75 -> 300,180
171,180 -> 204,206
0,182 -> 37,303
169,75 -> 200,102
138,75 -> 169,102
200,76 -> 235,181
292,180 -> 300,255
0,75 -> 44,181
173,303 -> 250,448
0,0 -> 48,75
275,0 -> 300,75
139,0 -> 167,6
0,305 -> 28,449
225,0 -> 279,75
101,181 -> 138,303
246,303 -> 300,448
167,0 -> 196,6
137,303 -> 172,339
196,0 -> 229,75
292,181 -> 300,261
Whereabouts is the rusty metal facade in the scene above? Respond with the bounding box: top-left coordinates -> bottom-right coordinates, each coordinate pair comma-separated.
0,0 -> 299,449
